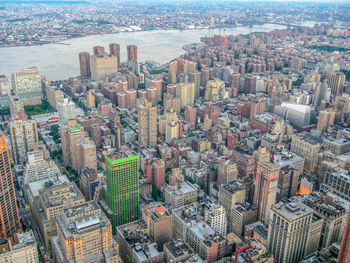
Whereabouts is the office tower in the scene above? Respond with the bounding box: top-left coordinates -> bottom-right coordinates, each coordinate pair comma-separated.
217,159 -> 238,186
321,167 -> 350,201
204,203 -> 227,236
165,121 -> 179,143
32,182 -> 85,256
0,75 -> 11,96
274,102 -> 311,127
93,45 -> 104,55
231,203 -> 257,237
78,52 -> 91,78
57,98 -> 76,124
276,166 -> 299,201
138,102 -> 157,147
189,70 -> 201,99
328,71 -> 345,95
109,43 -> 120,70
0,231 -> 39,263
90,53 -> 118,81
105,151 -> 140,231
164,182 -> 197,209
0,135 -> 21,238
314,82 -> 330,109
176,82 -> 195,108
127,45 -> 138,62
185,105 -> 196,129
338,209 -> 350,263
45,85 -> 64,110
11,68 -> 43,104
168,61 -> 178,84
253,161 -> 279,225
52,201 -> 119,263
267,198 -> 323,263
61,121 -> 97,172
142,204 -> 171,251
23,149 -> 60,185
317,109 -> 335,132
290,133 -> 321,174
116,220 -> 164,263
9,119 -> 39,164
218,181 -> 246,232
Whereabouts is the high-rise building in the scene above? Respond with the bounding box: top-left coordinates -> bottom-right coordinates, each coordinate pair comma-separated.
11,68 -> 43,103
218,181 -> 246,232
321,167 -> 350,201
217,159 -> 238,186
0,75 -> 10,96
105,151 -> 140,231
78,52 -> 91,78
61,121 -> 97,172
176,83 -> 195,108
92,45 -> 104,55
87,90 -> 95,108
57,98 -> 76,124
267,198 -> 323,263
314,82 -> 331,109
253,161 -> 279,225
138,102 -> 157,147
274,102 -> 311,127
231,202 -> 257,237
9,119 -> 39,164
32,182 -> 85,256
276,166 -> 299,202
90,53 -> 118,81
79,168 -> 99,201
204,203 -> 228,236
185,105 -> 196,129
45,85 -> 64,110
338,209 -> 350,263
189,71 -> 201,99
205,79 -> 226,101
0,135 -> 21,238
328,71 -> 345,95
109,43 -> 120,70
0,230 -> 39,263
159,109 -> 178,134
317,109 -> 335,132
165,121 -> 179,143
146,159 -> 166,189
142,204 -> 172,251
168,61 -> 178,84
52,201 -> 119,263
127,45 -> 138,62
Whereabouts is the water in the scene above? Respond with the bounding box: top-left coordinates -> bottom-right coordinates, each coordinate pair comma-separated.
0,24 -> 289,80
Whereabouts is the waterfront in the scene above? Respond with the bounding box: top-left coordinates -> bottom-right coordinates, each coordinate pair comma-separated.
0,24 -> 290,80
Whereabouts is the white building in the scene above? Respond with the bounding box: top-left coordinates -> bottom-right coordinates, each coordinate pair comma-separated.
274,102 -> 311,127
57,98 -> 76,124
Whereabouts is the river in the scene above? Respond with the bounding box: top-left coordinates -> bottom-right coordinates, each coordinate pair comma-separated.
0,24 -> 291,80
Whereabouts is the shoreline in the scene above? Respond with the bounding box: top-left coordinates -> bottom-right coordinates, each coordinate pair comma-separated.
0,21 -> 321,49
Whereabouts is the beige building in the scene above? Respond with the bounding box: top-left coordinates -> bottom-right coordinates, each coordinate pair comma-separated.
8,94 -> 24,115
52,201 -> 119,263
90,53 -> 118,81
164,181 -> 197,209
165,120 -> 179,143
32,182 -> 85,257
290,133 -> 320,174
0,231 -> 39,263
218,181 -> 246,232
164,93 -> 181,114
11,67 -> 43,101
87,90 -> 95,108
61,121 -> 97,171
176,83 -> 195,108
46,85 -> 64,110
159,109 -> 178,134
267,198 -> 323,263
138,102 -> 157,147
204,79 -> 225,101
9,119 -> 39,164
217,158 -> 238,186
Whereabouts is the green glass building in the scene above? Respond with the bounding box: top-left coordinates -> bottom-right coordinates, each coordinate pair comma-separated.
105,153 -> 140,232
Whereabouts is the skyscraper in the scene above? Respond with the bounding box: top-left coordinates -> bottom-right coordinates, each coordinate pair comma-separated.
328,71 -> 345,95
9,119 -> 39,164
253,161 -> 279,225
138,102 -> 157,147
78,52 -> 91,78
267,198 -> 323,263
105,151 -> 140,232
127,45 -> 138,62
90,53 -> 118,81
338,209 -> 350,263
109,43 -> 120,70
0,135 -> 21,238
